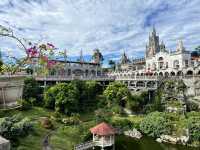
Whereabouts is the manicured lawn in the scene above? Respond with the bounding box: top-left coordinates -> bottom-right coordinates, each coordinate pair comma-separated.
0,107 -> 96,150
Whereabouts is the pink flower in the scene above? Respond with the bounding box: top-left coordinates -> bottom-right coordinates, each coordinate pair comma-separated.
47,60 -> 56,68
47,43 -> 55,49
26,46 -> 38,57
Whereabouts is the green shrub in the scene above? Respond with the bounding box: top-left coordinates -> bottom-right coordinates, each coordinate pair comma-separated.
103,82 -> 131,107
111,105 -> 123,115
111,118 -> 132,129
0,115 -> 33,140
187,112 -> 200,142
17,99 -> 32,110
140,112 -> 171,138
44,83 -> 79,114
62,114 -> 81,126
23,77 -> 42,105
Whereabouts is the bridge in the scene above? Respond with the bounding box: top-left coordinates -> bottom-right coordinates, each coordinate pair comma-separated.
74,141 -> 95,150
115,76 -> 159,91
1,74 -> 200,95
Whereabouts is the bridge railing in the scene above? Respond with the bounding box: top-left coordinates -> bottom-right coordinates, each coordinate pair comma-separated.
34,75 -> 115,81
74,141 -> 94,150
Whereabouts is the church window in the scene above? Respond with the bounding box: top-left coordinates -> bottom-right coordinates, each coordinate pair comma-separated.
185,60 -> 189,67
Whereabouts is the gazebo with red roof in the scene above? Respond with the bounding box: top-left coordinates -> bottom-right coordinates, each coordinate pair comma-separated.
90,122 -> 116,150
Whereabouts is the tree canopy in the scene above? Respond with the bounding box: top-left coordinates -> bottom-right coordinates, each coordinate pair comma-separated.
103,82 -> 131,107
140,112 -> 171,137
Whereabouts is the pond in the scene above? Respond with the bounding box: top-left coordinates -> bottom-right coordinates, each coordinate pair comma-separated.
114,135 -> 199,150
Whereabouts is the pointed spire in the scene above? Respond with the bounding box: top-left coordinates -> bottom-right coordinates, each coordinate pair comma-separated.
176,39 -> 185,52
64,49 -> 67,62
152,25 -> 156,35
120,50 -> 130,64
80,50 -> 84,62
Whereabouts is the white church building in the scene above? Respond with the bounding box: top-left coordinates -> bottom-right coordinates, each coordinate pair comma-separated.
112,27 -> 200,78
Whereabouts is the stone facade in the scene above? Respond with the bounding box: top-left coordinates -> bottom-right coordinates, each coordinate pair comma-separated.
109,28 -> 200,93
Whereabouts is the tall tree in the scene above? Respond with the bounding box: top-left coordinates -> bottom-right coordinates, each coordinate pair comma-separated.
108,60 -> 116,70
92,49 -> 104,65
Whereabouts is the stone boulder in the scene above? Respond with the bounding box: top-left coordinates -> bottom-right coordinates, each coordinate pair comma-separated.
124,128 -> 142,139
157,134 -> 189,145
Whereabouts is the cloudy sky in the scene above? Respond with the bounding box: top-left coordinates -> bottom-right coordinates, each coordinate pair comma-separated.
0,0 -> 200,64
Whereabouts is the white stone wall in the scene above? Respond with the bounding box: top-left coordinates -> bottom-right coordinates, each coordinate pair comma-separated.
0,78 -> 24,107
146,51 -> 191,72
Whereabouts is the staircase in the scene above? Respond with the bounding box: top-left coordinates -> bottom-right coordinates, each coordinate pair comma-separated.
74,141 -> 95,150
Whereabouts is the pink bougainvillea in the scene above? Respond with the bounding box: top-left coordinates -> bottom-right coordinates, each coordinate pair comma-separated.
26,46 -> 38,57
47,60 -> 57,68
47,43 -> 55,49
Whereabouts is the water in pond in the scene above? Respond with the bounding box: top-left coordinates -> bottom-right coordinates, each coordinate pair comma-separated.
114,135 -> 199,150
92,135 -> 199,150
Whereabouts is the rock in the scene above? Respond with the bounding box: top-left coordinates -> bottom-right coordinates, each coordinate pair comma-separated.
40,117 -> 53,129
124,128 -> 142,139
159,134 -> 189,145
156,138 -> 162,143
160,135 -> 179,144
180,136 -> 189,145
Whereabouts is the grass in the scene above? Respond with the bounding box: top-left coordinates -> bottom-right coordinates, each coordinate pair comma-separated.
0,107 -> 96,150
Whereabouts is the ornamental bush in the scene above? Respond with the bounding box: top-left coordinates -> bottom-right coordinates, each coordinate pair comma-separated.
23,77 -> 43,105
140,112 -> 171,138
44,83 -> 79,114
103,82 -> 131,107
62,113 -> 81,126
187,112 -> 200,142
0,115 -> 33,140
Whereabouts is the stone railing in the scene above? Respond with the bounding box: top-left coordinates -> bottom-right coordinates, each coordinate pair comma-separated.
35,75 -> 115,81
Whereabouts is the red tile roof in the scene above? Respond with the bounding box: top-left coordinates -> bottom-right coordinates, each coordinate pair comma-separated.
90,122 -> 116,136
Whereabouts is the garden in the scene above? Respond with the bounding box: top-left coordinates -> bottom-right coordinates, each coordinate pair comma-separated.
0,78 -> 199,149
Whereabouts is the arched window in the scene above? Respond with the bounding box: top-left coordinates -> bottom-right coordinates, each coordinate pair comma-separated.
158,57 -> 164,69
165,72 -> 169,77
171,72 -> 175,76
186,70 -> 193,76
173,60 -> 179,69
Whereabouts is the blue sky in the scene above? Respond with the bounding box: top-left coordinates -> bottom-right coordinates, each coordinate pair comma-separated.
0,0 -> 200,65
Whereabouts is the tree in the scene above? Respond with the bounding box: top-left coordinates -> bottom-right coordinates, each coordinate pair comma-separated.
140,112 -> 171,138
23,77 -> 42,105
195,45 -> 200,53
187,112 -> 200,142
0,60 -> 3,73
92,49 -> 104,65
44,83 -> 79,115
108,60 -> 116,70
71,80 -> 101,111
103,82 -> 131,107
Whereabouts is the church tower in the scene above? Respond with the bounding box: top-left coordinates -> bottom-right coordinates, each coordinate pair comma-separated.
176,40 -> 185,52
120,51 -> 130,64
146,27 -> 160,58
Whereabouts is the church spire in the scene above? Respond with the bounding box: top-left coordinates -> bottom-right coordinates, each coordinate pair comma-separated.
152,25 -> 156,35
176,39 -> 185,52
120,51 -> 130,64
79,50 -> 84,62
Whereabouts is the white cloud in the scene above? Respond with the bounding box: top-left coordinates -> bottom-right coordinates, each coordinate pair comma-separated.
0,0 -> 199,62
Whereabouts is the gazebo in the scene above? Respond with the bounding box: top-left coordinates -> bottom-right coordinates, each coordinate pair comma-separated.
90,122 -> 116,150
